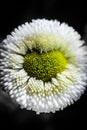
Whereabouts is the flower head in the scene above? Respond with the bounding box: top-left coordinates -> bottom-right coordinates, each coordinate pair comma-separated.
0,19 -> 87,114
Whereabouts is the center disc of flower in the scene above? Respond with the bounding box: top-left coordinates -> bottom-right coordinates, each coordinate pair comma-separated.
23,50 -> 67,82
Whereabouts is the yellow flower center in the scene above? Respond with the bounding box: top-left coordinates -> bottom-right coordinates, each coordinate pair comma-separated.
23,50 -> 67,82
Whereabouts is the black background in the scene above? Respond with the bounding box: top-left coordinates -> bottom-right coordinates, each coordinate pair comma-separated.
0,0 -> 87,129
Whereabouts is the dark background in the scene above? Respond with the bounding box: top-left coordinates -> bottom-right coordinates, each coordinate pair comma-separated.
0,0 -> 87,129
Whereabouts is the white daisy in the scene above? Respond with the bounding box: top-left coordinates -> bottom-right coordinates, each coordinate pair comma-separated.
0,19 -> 87,114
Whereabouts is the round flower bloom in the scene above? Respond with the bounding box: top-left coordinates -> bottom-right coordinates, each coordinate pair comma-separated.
0,19 -> 87,114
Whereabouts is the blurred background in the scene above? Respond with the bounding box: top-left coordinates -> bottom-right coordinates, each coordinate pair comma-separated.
0,0 -> 87,129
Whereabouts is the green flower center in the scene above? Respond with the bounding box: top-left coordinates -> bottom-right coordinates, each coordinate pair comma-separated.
23,50 -> 67,82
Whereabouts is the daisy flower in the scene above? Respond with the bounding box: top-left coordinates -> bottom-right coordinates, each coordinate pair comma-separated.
0,19 -> 87,114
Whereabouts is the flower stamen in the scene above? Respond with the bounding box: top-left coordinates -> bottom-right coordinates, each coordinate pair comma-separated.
23,50 -> 67,82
